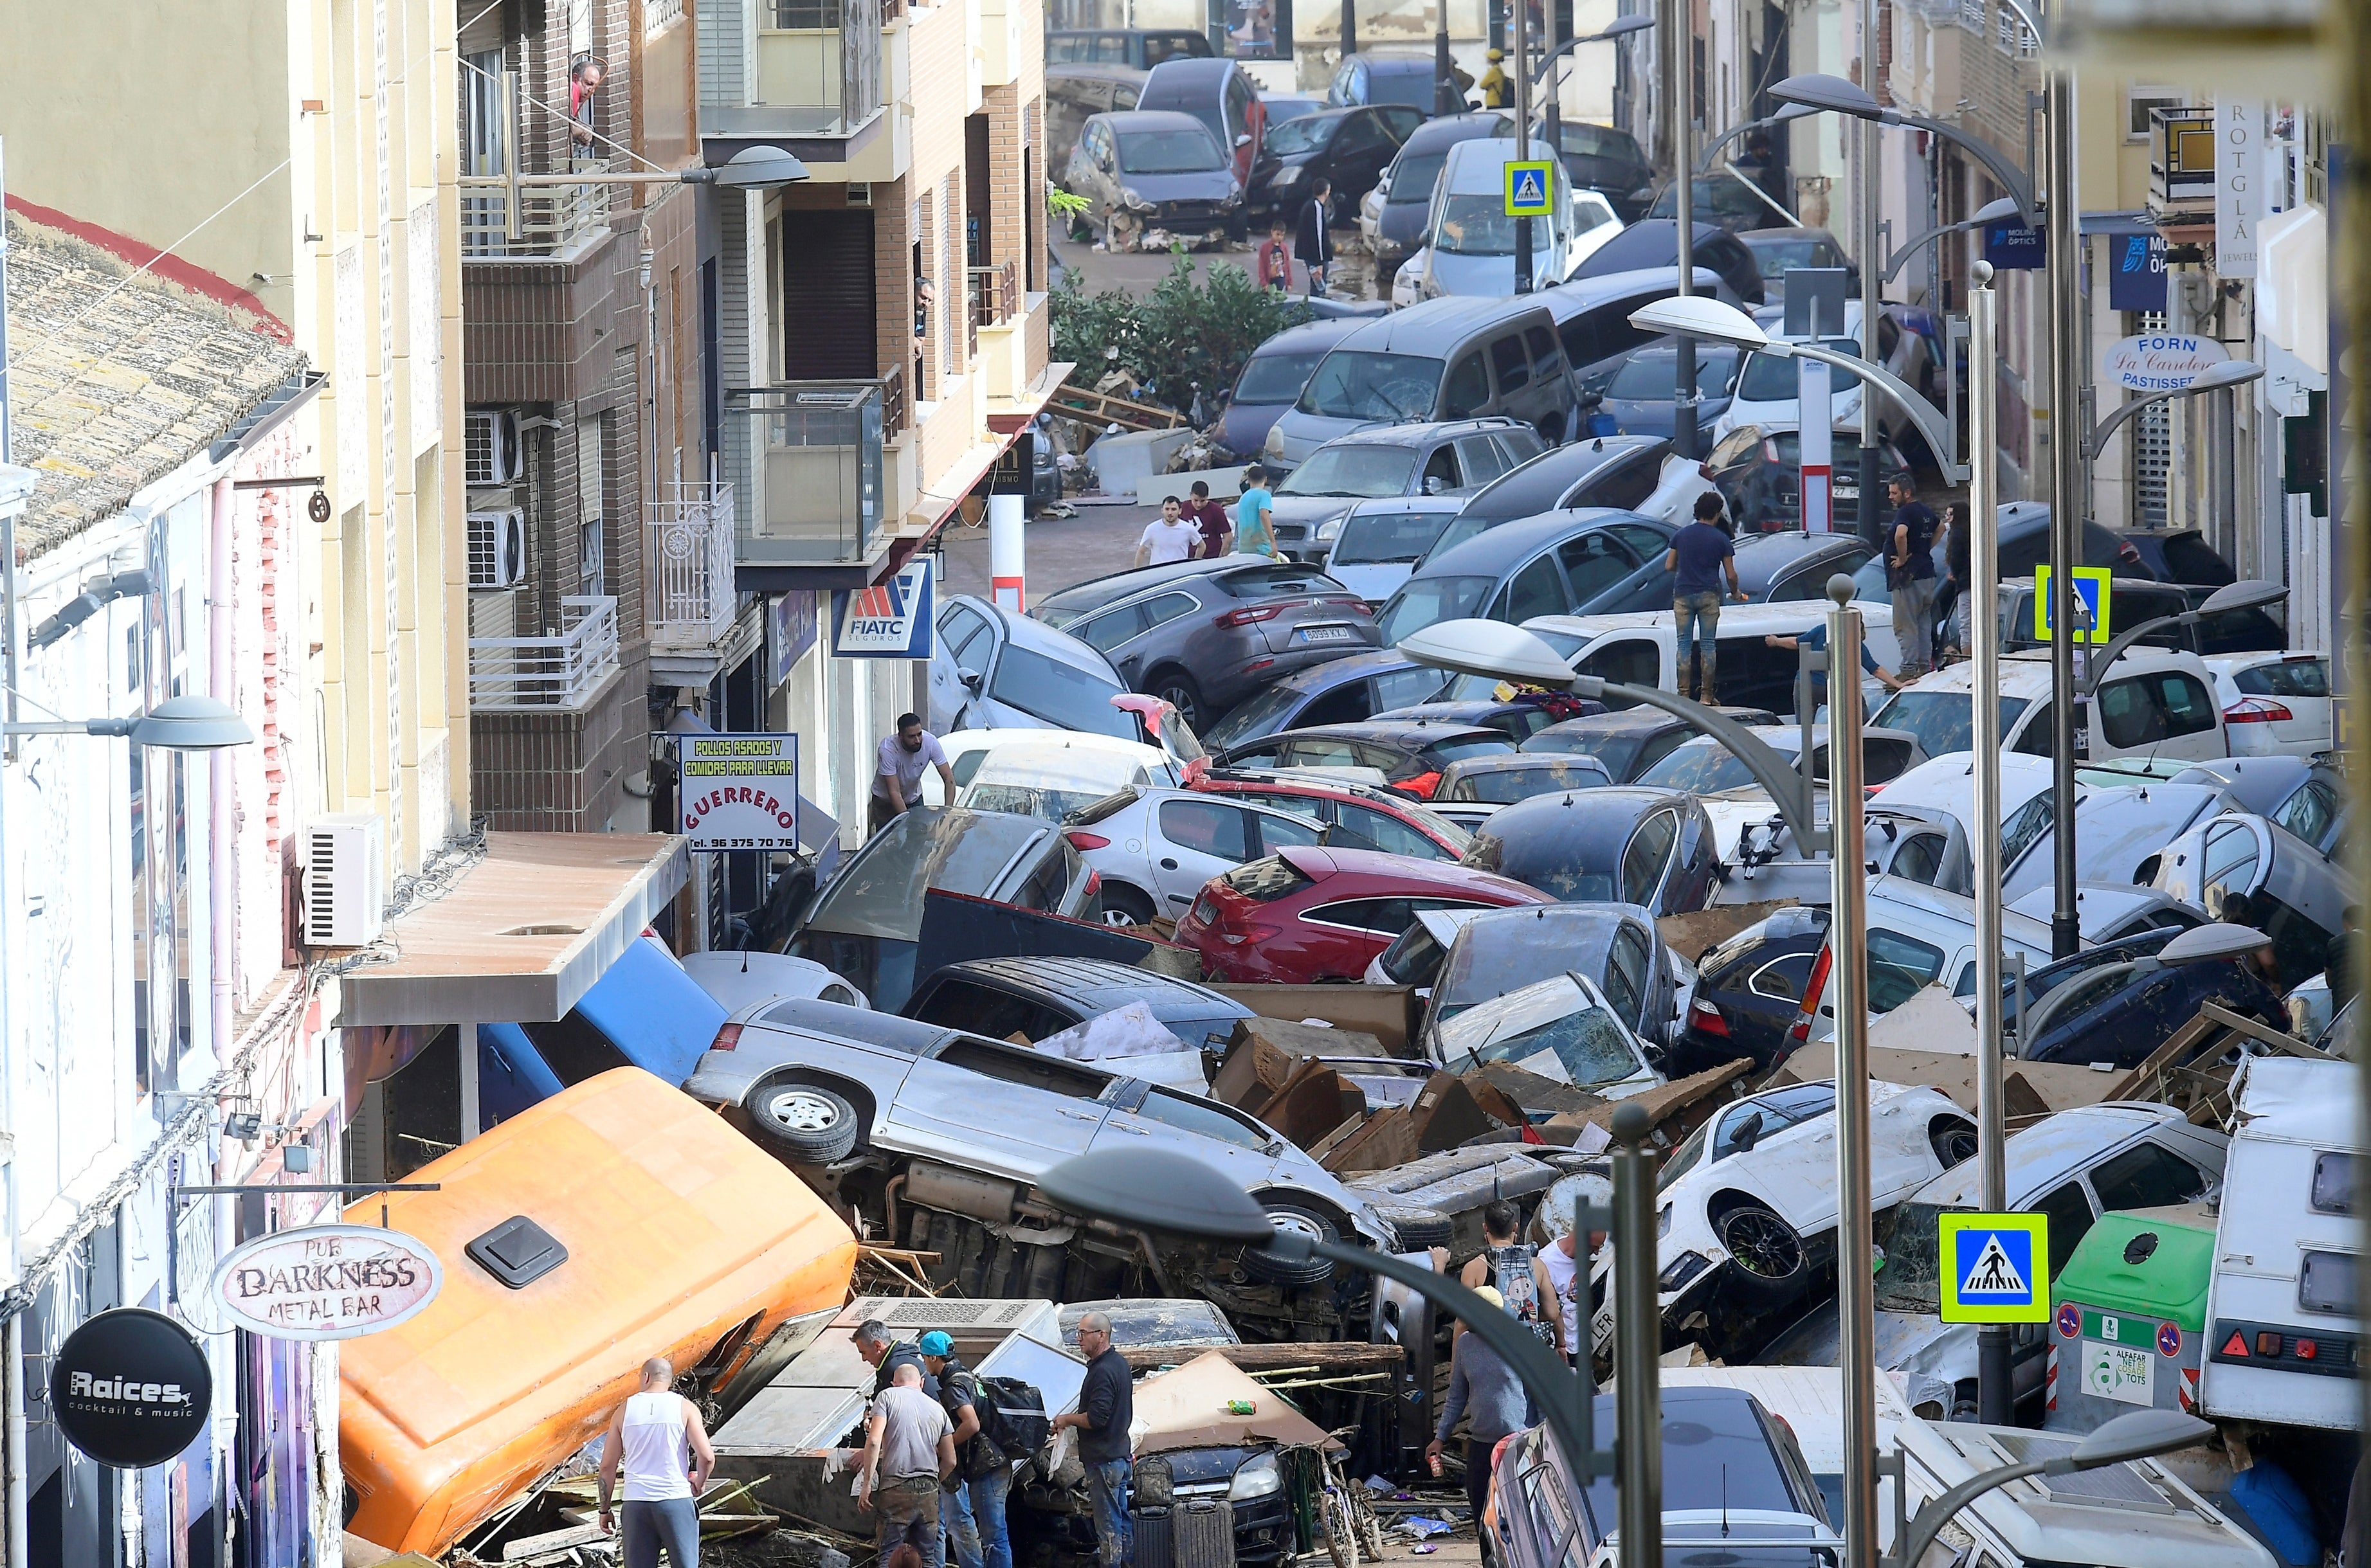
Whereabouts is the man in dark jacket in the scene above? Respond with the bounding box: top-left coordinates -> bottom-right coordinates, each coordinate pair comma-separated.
1053,1311 -> 1134,1568
1293,180 -> 1334,296
922,1331 -> 1007,1568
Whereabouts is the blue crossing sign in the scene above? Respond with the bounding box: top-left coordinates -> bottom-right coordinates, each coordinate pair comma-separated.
1938,1212 -> 2051,1324
2032,563 -> 2113,645
1504,161 -> 1554,219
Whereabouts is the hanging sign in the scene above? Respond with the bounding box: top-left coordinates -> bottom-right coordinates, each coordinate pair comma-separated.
50,1308 -> 213,1468
678,732 -> 801,852
831,556 -> 936,659
2101,332 -> 2231,393
208,1223 -> 444,1341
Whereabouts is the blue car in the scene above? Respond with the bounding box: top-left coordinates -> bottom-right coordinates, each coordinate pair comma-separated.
1595,340 -> 1742,439
477,935 -> 726,1127
1199,647 -> 1451,750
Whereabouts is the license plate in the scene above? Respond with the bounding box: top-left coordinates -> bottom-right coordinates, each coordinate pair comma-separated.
1835,482 -> 1858,498
1190,894 -> 1217,926
1295,624 -> 1357,645
2081,1338 -> 2154,1405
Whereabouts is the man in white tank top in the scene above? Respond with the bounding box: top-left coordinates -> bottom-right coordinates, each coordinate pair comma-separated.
599,1356 -> 716,1567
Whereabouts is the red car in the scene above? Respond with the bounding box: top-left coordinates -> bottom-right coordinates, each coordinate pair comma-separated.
1184,764 -> 1474,861
1175,845 -> 1554,984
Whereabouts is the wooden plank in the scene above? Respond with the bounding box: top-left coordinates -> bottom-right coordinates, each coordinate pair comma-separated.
504,1523 -> 609,1561
2197,1002 -> 2329,1058
1118,1341 -> 1404,1372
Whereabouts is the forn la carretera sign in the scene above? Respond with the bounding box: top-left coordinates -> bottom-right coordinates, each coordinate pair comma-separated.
831,556 -> 936,658
2101,333 -> 2231,394
208,1223 -> 444,1341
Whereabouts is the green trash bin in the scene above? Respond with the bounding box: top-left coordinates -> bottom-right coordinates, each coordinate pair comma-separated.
2046,1202 -> 2216,1434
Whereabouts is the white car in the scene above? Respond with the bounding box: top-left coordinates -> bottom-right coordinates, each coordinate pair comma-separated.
1567,188 -> 1623,267
679,950 -> 869,1013
2203,651 -> 2332,756
1709,301 -> 1937,449
1060,783 -> 1335,926
1323,496 -> 1467,603
923,728 -> 1182,807
955,740 -> 1176,823
1870,647 -> 2231,768
1588,1078 -> 1976,1362
1429,969 -> 1662,1099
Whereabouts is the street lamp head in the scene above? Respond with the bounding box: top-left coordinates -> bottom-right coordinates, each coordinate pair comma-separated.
2057,1409 -> 2214,1472
2189,359 -> 2267,392
120,696 -> 255,752
1593,14 -> 1655,38
1773,102 -> 1822,123
1972,195 -> 2022,226
1628,294 -> 1772,352
1397,619 -> 1579,687
1771,72 -> 1884,121
702,147 -> 812,190
2198,578 -> 2285,615
1037,1148 -> 1278,1243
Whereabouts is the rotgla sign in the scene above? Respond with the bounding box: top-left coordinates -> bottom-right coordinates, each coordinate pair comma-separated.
208,1223 -> 444,1342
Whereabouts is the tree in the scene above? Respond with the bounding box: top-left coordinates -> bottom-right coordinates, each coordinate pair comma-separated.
1051,249 -> 1311,417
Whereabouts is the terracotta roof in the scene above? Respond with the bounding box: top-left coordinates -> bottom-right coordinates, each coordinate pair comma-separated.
4,214 -> 306,558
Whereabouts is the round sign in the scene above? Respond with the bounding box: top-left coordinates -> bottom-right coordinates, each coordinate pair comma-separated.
306,489 -> 332,524
2099,332 -> 2230,393
2158,1320 -> 2183,1358
2057,1302 -> 2081,1338
50,1308 -> 212,1469
209,1223 -> 443,1342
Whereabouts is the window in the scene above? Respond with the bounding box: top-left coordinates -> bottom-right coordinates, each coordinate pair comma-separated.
1280,737 -> 1365,768
1334,113 -> 1390,154
1075,601 -> 1150,653
1135,1088 -> 1273,1149
2273,778 -> 2340,848
2032,1181 -> 2096,1279
2097,671 -> 2216,748
1605,924 -> 1651,1029
912,980 -> 1070,1042
2300,1249 -> 2359,1316
2089,1140 -> 2209,1211
577,420 -> 607,592
1442,352 -> 1491,419
940,602 -> 992,667
1864,928 -> 1946,1012
2237,656 -> 2330,699
1621,811 -> 1678,906
1558,533 -> 1632,605
937,1038 -> 1109,1098
1579,638 -> 1659,689
1374,667 -> 1449,709
1568,453 -> 1660,512
1749,953 -> 1814,1001
2000,792 -> 2056,868
2198,820 -> 2261,908
987,645 -> 1134,736
1491,334 -> 1532,393
2127,86 -> 2184,140
1891,833 -> 1948,885
1252,810 -> 1325,853
2311,1151 -> 2354,1215
1421,444 -> 1462,494
1526,327 -> 1565,383
1159,798 -> 1253,860
1139,591 -> 1201,633
1304,897 -> 1413,934
1503,555 -> 1567,622
1334,804 -> 1446,860
1221,855 -> 1311,900
1458,436 -> 1511,486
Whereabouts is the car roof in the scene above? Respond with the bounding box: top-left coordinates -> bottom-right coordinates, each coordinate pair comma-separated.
1541,265 -> 1718,313
1275,843 -> 1548,897
1738,226 -> 1842,246
1258,647 -> 1426,694
1332,291 -> 1561,353
1318,417 -> 1517,448
956,593 -> 1129,680
1248,315 -> 1370,357
1479,784 -> 1694,851
1095,109 -> 1222,136
1270,718 -> 1503,745
1141,57 -> 1236,87
1398,111 -> 1510,152
927,957 -> 1244,1018
1412,505 -> 1650,578
1035,554 -> 1336,613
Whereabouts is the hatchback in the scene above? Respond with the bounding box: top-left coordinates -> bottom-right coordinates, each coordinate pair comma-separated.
1323,496 -> 1468,602
1251,104 -> 1425,221
1323,52 -> 1438,111
928,595 -> 1138,738
1521,705 -> 1783,782
1218,317 -> 1367,460
1418,900 -> 1681,1053
1729,529 -> 1876,601
1211,717 -> 1515,798
1547,120 -> 1655,219
2204,652 -> 2332,755
1462,785 -> 1721,912
1176,845 -> 1554,982
1140,57 -> 1267,188
1707,422 -> 1914,533
1032,557 -> 1378,731
1374,507 -> 1679,644
1267,419 -> 1541,562
1570,218 -> 1765,305
1062,783 -> 1341,926
1200,649 -> 1451,748
1595,340 -> 1741,438
1063,111 -> 1244,246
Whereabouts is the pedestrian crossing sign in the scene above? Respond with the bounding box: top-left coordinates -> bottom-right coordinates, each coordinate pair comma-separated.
1938,1212 -> 2050,1324
2032,564 -> 2113,644
1505,161 -> 1554,218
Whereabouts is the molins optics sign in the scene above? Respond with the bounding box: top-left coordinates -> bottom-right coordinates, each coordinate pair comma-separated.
50,1308 -> 212,1468
832,557 -> 936,658
209,1223 -> 444,1341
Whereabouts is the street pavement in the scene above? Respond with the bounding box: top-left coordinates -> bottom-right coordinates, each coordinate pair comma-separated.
938,499 -> 1158,604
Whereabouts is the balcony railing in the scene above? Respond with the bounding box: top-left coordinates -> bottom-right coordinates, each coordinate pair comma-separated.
469,595 -> 621,708
460,161 -> 615,258
649,484 -> 740,652
968,261 -> 1019,329
2150,107 -> 2215,210
730,383 -> 887,566
883,364 -> 909,436
751,0 -> 883,137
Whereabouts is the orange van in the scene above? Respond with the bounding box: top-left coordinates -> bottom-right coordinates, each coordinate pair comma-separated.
340,1067 -> 857,1556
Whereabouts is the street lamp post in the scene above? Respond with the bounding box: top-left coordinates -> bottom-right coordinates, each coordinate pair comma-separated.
2080,360 -> 2269,532
1513,0 -> 1532,294
1882,195 -> 2022,286
1534,16 -> 1655,153
1662,0 -> 1696,458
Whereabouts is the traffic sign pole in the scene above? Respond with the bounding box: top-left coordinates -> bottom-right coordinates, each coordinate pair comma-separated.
1512,0 -> 1532,294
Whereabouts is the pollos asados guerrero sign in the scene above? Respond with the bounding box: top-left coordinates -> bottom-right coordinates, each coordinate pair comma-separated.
208,1223 -> 444,1341
677,732 -> 801,852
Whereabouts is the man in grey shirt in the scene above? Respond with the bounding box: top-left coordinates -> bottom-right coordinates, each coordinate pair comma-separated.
1427,1287 -> 1532,1554
862,1364 -> 958,1568
873,712 -> 956,834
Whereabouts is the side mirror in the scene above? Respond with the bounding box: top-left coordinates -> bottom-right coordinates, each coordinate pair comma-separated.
1237,133 -> 1253,147
1580,391 -> 1604,410
1424,474 -> 1448,495
1731,1110 -> 1764,1151
958,667 -> 985,693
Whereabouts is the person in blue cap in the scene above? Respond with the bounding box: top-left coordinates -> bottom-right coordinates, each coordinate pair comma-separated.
922,1331 -> 1012,1568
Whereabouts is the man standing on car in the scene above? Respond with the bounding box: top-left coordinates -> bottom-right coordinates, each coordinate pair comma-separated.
597,1356 -> 716,1568
862,1364 -> 959,1568
873,714 -> 956,834
922,1331 -> 1010,1568
1053,1311 -> 1134,1568
1293,179 -> 1334,296
1885,476 -> 1940,678
1664,492 -> 1747,703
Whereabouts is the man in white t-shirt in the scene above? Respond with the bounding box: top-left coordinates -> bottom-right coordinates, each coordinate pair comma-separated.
1133,496 -> 1201,567
1539,1174 -> 1611,1368
873,712 -> 956,834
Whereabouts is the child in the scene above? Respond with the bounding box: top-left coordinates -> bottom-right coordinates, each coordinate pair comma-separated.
1256,219 -> 1292,293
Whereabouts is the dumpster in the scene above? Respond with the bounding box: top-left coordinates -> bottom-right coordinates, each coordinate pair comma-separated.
2046,1202 -> 2215,1434
340,1067 -> 858,1556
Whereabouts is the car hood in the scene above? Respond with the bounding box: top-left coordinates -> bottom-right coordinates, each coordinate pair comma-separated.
1422,247 -> 1550,298
1125,168 -> 1240,203
1220,401 -> 1293,459
1379,199 -> 1432,246
1267,492 -> 1370,527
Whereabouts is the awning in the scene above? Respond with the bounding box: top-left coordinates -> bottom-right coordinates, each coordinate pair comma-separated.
333,832 -> 689,1027
2079,210 -> 2161,237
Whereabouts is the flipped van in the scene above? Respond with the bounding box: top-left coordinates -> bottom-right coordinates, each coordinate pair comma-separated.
1264,294 -> 1583,467
1401,136 -> 1577,301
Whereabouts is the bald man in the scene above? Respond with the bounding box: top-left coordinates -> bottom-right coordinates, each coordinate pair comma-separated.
1053,1311 -> 1135,1568
599,1356 -> 715,1567
863,1362 -> 959,1568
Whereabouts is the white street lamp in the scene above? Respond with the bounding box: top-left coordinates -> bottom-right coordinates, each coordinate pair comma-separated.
4,694 -> 254,752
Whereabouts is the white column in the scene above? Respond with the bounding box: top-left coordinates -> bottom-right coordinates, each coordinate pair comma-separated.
989,494 -> 1027,613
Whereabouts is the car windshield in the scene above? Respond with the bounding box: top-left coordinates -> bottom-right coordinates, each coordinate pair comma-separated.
1298,351 -> 1445,420
1750,238 -> 1844,278
1872,1201 -> 1954,1312
1870,690 -> 2027,759
1376,575 -> 1493,642
988,645 -> 1136,736
1608,347 -> 1737,401
1203,681 -> 1311,746
1434,975 -> 1642,1087
961,781 -> 1125,822
1263,115 -> 1335,154
1332,508 -> 1458,564
1435,192 -> 1552,257
1386,150 -> 1451,204
1235,349 -> 1329,405
810,810 -> 1050,940
1117,127 -> 1228,173
1280,445 -> 1421,498
1435,915 -> 1595,1016
1636,737 -> 1763,794
1449,761 -> 1605,802
1738,338 -> 1864,401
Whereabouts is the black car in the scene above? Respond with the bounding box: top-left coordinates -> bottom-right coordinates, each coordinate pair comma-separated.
1851,499 -> 2165,587
1419,435 -> 1677,565
1644,166 -> 1790,232
1547,120 -> 1655,219
2008,925 -> 2291,1068
1211,718 -> 1516,796
1462,786 -> 1720,913
2116,525 -> 2238,590
1371,696 -> 1592,744
1572,218 -> 1765,305
1736,226 -> 1855,304
1673,903 -> 1833,1076
1201,649 -> 1453,749
1520,706 -> 1782,781
1364,113 -> 1511,273
1707,422 -> 1914,534
1730,529 -> 1876,601
904,957 -> 1253,1051
1992,575 -> 2284,656
1251,104 -> 1425,220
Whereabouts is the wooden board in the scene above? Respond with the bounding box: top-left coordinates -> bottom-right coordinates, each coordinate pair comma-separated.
1118,1341 -> 1405,1372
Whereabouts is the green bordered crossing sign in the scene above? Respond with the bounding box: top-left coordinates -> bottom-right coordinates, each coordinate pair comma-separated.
1938,1212 -> 2050,1324
1504,161 -> 1554,218
2032,563 -> 2112,644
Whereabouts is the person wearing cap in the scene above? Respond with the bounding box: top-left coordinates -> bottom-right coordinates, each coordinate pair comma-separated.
1428,1287 -> 1530,1559
920,1331 -> 1006,1568
1478,48 -> 1509,107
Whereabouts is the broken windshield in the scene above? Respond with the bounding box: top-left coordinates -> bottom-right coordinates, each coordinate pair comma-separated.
1434,974 -> 1643,1088
1873,1200 -> 1950,1313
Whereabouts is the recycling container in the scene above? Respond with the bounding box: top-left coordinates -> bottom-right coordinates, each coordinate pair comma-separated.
2045,1202 -> 2215,1434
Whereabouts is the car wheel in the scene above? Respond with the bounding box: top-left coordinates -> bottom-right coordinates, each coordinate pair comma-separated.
1930,1117 -> 1979,1168
1240,1200 -> 1339,1286
749,1081 -> 862,1164
1713,1202 -> 1804,1286
1370,1203 -> 1455,1250
1149,671 -> 1204,732
1101,883 -> 1158,927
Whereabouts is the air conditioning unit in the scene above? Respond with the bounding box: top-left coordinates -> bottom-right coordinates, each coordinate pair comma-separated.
465,408 -> 523,486
467,507 -> 527,588
304,813 -> 386,948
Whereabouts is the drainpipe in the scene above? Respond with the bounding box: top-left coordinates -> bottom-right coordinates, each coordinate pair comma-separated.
210,478 -> 235,1078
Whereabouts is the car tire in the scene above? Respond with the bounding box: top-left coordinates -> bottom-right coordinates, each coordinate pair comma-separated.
1929,1117 -> 1979,1169
1240,1200 -> 1340,1287
1149,670 -> 1204,732
1712,1200 -> 1804,1288
1102,883 -> 1158,928
749,1081 -> 862,1164
1369,1203 -> 1455,1250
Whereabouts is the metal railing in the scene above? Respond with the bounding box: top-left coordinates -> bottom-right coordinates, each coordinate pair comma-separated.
648,484 -> 740,652
459,160 -> 615,258
882,364 -> 909,435
468,595 -> 621,708
729,382 -> 886,566
968,260 -> 1019,328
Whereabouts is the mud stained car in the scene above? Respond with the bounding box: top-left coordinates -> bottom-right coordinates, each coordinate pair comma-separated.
1520,705 -> 1783,782
1430,970 -> 1662,1099
1591,1080 -> 1976,1364
687,998 -> 1394,1340
1418,901 -> 1684,1055
1460,786 -> 1720,914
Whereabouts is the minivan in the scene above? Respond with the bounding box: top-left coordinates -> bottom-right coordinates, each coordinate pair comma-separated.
1140,56 -> 1266,190
1046,28 -> 1213,69
1264,294 -> 1583,467
1402,136 -> 1579,300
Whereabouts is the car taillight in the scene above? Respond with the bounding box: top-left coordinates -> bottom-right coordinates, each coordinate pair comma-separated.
1213,605 -> 1283,629
711,1023 -> 742,1052
1786,944 -> 1834,1049
1687,998 -> 1729,1037
1084,869 -> 1102,896
2225,698 -> 2294,724
1763,438 -> 1783,463
1066,831 -> 1112,850
2119,539 -> 2143,565
1401,770 -> 1442,799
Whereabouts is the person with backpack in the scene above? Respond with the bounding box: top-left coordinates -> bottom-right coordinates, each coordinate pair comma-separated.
921,1331 -> 1008,1568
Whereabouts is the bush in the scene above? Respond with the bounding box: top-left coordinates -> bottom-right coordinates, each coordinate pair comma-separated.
1051,249 -> 1311,415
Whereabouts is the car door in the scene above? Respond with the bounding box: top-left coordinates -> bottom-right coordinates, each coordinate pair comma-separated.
1378,105 -> 1426,143
931,600 -> 998,728
1150,795 -> 1263,910
1455,437 -> 1512,491
1603,919 -> 1655,1039
1619,808 -> 1679,910
1331,799 -> 1451,858
1558,531 -> 1639,613
883,1034 -> 1115,1178
1574,633 -> 1660,696
1417,440 -> 1464,496
1092,1081 -> 1283,1185
1329,109 -> 1396,199
1493,551 -> 1568,622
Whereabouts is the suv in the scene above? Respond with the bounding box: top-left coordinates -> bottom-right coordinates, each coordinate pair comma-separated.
1266,419 -> 1542,561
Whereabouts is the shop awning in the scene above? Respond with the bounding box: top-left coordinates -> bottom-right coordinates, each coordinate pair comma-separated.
333,832 -> 690,1027
2079,210 -> 2161,237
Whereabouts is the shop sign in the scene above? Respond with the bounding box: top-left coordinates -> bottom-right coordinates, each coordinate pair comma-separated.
678,732 -> 801,852
771,591 -> 819,687
831,556 -> 936,659
209,1223 -> 444,1341
50,1308 -> 212,1468
2102,332 -> 2230,393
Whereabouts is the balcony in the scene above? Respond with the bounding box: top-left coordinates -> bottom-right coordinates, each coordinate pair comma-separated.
459,161 -> 615,259
703,0 -> 885,156
2149,107 -> 2215,215
968,262 -> 1019,329
729,382 -> 887,569
469,596 -> 622,710
649,484 -> 740,653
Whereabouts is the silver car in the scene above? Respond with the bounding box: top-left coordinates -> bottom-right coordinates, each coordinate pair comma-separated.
928,594 -> 1141,739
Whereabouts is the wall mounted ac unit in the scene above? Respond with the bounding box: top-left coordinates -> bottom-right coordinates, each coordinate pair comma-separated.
304,813 -> 386,948
467,507 -> 527,588
465,408 -> 523,486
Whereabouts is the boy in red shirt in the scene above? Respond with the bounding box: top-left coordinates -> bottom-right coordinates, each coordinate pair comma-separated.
1184,479 -> 1233,556
1255,219 -> 1293,292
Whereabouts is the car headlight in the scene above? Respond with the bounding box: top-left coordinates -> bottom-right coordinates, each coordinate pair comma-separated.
1264,426 -> 1287,457
1315,514 -> 1346,543
1230,1452 -> 1284,1500
1121,187 -> 1155,212
1658,1251 -> 1713,1293
1271,163 -> 1305,187
1220,188 -> 1243,208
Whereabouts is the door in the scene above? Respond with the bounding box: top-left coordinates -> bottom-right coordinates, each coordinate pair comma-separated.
1558,532 -> 1637,613
1575,633 -> 1660,695
1619,809 -> 1678,908
1458,436 -> 1513,489
2094,668 -> 2222,760
1092,1081 -> 1282,1184
931,600 -> 996,728
884,1036 -> 1113,1179
1150,795 -> 1262,908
